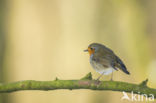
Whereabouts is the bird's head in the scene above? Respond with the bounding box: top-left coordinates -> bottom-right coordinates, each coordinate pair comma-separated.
84,43 -> 101,55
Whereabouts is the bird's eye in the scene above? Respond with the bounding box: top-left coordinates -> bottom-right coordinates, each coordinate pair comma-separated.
90,47 -> 93,50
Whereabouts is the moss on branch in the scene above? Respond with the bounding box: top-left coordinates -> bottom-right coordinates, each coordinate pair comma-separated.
0,73 -> 155,98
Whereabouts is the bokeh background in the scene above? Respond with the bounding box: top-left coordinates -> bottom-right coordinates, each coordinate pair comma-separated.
0,0 -> 156,103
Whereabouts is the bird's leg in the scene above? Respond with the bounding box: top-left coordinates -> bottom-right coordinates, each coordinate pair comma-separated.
110,68 -> 114,81
110,72 -> 113,81
96,72 -> 104,81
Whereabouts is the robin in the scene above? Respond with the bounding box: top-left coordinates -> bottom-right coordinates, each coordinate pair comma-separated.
84,43 -> 130,81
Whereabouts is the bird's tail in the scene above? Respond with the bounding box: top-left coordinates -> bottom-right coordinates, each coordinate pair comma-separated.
115,56 -> 130,75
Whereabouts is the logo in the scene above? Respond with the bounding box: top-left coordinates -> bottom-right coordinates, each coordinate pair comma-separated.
121,91 -> 154,102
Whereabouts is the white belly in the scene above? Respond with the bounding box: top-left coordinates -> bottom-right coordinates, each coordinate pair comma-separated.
90,59 -> 114,75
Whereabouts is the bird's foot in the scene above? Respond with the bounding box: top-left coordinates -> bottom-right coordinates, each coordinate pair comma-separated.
94,79 -> 101,85
110,78 -> 113,81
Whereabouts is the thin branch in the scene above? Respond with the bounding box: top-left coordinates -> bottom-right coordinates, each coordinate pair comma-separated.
0,73 -> 155,98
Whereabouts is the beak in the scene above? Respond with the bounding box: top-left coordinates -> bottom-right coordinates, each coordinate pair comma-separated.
84,49 -> 88,52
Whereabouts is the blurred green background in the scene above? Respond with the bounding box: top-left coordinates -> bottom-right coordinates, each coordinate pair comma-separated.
0,0 -> 156,103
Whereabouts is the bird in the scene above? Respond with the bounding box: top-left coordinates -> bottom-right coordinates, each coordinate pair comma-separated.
84,43 -> 130,81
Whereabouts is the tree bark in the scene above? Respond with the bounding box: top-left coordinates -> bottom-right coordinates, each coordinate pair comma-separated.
0,73 -> 155,99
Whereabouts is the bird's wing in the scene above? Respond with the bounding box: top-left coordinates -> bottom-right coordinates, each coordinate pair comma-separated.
93,54 -> 117,69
